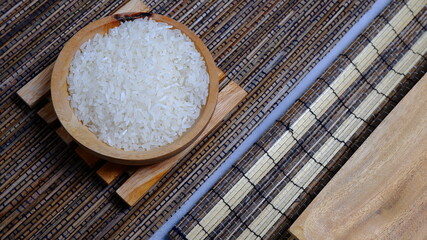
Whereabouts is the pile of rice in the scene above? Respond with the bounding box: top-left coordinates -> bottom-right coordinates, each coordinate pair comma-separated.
67,18 -> 209,151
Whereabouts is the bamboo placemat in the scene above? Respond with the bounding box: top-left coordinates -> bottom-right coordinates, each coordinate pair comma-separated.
171,0 -> 427,239
1,0 -> 377,239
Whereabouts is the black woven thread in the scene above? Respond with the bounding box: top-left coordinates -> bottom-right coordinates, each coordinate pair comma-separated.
253,142 -> 316,198
296,99 -> 356,151
361,34 -> 409,77
183,212 -> 212,240
317,77 -> 375,128
358,33 -> 425,107
232,164 -> 294,217
171,227 -> 190,240
377,15 -> 427,62
402,1 -> 427,31
275,120 -> 335,172
187,137 -> 324,238
339,53 -> 398,104
210,188 -> 263,240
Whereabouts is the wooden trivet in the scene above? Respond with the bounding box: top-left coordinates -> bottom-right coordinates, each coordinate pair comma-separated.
17,0 -> 247,206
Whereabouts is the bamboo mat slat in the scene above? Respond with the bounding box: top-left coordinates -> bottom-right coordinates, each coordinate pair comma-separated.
1,0 -> 379,239
170,0 -> 427,239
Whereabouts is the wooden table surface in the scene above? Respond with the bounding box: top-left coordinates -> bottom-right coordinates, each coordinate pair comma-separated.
289,73 -> 427,239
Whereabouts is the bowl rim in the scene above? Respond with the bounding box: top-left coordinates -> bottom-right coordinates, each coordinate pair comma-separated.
51,12 -> 218,165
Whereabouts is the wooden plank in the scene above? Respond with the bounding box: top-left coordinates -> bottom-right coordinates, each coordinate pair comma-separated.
115,0 -> 150,13
290,74 -> 427,240
36,102 -> 57,124
217,68 -> 226,81
75,147 -> 101,168
55,126 -> 73,145
17,63 -> 54,108
117,81 -> 248,206
96,163 -> 130,184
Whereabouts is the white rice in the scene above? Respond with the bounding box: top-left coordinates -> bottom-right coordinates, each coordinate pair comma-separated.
67,18 -> 209,151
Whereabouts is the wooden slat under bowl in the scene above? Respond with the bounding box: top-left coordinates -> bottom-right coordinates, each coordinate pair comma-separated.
51,12 -> 219,165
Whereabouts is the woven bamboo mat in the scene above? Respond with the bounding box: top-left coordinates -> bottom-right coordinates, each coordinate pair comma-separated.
1,0 -> 380,239
171,0 -> 427,239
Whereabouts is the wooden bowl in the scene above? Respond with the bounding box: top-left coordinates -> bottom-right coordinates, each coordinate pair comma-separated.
51,12 -> 218,165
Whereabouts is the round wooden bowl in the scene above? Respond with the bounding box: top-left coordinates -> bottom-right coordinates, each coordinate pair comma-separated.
51,12 -> 218,165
